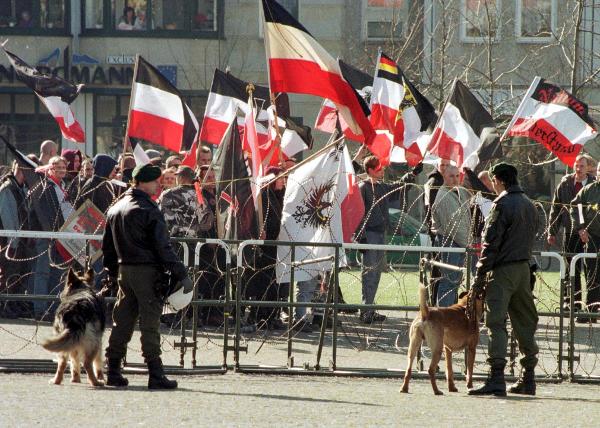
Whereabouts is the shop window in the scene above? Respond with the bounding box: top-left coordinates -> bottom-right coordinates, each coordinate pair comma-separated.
516,0 -> 555,42
461,0 -> 501,42
0,0 -> 66,31
0,93 -> 60,165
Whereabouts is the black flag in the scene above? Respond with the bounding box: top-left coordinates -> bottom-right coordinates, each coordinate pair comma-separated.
213,119 -> 258,240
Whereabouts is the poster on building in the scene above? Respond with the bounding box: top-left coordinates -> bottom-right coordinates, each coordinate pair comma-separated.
58,200 -> 106,267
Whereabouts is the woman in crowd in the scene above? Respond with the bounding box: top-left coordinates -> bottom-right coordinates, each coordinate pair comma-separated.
117,6 -> 136,30
61,149 -> 83,204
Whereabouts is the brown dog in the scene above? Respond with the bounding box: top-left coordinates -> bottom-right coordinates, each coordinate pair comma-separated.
401,285 -> 484,395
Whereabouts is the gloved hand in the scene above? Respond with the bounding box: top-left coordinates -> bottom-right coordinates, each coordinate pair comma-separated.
471,275 -> 486,297
411,162 -> 424,176
180,275 -> 194,294
529,263 -> 538,290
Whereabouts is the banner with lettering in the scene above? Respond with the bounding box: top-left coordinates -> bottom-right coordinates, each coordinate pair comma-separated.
504,76 -> 597,166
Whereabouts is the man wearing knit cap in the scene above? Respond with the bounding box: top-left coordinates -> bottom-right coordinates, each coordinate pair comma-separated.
469,162 -> 539,397
102,163 -> 193,390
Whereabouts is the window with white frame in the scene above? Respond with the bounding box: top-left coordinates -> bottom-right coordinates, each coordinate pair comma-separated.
516,0 -> 555,40
461,0 -> 501,42
364,0 -> 405,41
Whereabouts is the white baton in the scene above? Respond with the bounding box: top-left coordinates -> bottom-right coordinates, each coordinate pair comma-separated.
578,203 -> 585,225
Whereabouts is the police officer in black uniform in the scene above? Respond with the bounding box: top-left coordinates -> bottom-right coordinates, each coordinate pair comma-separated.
102,164 -> 192,389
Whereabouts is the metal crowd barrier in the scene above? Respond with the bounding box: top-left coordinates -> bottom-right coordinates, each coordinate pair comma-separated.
1,229 -> 598,384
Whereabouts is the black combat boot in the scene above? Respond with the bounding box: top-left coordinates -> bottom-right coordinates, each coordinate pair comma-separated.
106,358 -> 129,387
508,368 -> 536,395
147,358 -> 178,390
468,364 -> 506,397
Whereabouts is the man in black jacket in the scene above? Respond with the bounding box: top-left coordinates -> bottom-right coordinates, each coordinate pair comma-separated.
0,162 -> 31,318
547,154 -> 595,313
102,164 -> 192,390
357,156 -> 420,324
469,162 -> 539,397
76,154 -> 120,214
424,158 -> 451,305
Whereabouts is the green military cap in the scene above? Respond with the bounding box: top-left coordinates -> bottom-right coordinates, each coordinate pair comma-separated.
489,162 -> 518,178
132,163 -> 162,182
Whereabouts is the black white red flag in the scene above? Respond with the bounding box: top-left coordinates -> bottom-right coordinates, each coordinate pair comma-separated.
3,48 -> 85,143
370,52 -> 436,166
261,0 -> 374,144
314,60 -> 373,143
199,68 -> 272,146
127,55 -> 199,157
504,76 -> 597,166
427,80 -> 500,169
213,119 -> 259,240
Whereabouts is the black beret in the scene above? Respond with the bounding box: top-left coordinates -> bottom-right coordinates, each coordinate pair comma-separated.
132,164 -> 162,182
489,162 -> 517,179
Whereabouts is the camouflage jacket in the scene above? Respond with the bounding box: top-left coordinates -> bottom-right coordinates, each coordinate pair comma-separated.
158,185 -> 214,238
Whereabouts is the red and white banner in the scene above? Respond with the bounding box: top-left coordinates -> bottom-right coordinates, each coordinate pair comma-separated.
504,76 -> 597,166
39,95 -> 85,143
242,93 -> 263,209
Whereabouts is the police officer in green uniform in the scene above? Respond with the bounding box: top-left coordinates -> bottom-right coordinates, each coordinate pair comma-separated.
468,162 -> 539,397
102,164 -> 193,389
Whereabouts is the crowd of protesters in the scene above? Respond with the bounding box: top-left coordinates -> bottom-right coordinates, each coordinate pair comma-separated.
0,139 -> 599,329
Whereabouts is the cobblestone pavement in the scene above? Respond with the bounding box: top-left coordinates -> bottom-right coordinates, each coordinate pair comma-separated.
1,315 -> 599,427
1,372 -> 600,427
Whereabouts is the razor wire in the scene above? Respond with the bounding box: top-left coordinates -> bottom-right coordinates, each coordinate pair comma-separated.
0,167 -> 599,379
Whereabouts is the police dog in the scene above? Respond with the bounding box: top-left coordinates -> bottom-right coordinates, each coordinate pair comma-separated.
41,267 -> 106,387
401,285 -> 484,395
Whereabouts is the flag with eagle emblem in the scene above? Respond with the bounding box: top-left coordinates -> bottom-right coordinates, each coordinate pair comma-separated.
276,142 -> 364,283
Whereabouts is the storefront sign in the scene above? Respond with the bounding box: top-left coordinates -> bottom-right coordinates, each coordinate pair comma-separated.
106,55 -> 136,65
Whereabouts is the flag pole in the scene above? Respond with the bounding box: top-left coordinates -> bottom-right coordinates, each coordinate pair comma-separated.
123,54 -> 140,160
270,92 -> 285,167
246,83 -> 264,234
261,131 -> 342,189
499,76 -> 541,142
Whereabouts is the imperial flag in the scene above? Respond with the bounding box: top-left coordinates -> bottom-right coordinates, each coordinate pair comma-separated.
427,80 -> 500,169
3,48 -> 85,143
504,77 -> 597,166
261,0 -> 374,145
277,143 -> 363,282
127,55 -> 199,154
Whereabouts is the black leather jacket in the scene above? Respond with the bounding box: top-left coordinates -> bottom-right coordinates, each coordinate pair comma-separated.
102,188 -> 187,280
475,185 -> 538,278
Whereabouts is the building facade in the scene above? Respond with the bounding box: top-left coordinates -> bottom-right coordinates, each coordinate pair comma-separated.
0,0 -> 418,163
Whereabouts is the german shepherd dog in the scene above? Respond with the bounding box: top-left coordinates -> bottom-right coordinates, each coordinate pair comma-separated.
401,284 -> 484,395
41,268 -> 106,387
